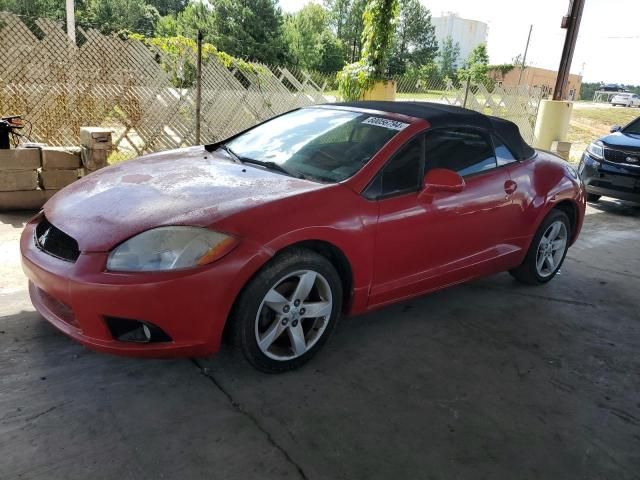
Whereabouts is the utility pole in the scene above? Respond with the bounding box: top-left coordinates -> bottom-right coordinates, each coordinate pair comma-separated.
553,0 -> 585,100
65,0 -> 76,45
517,25 -> 533,87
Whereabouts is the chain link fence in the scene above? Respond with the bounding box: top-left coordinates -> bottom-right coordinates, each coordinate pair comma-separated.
301,71 -> 544,143
0,12 -> 329,158
1,12 -> 542,158
393,75 -> 544,143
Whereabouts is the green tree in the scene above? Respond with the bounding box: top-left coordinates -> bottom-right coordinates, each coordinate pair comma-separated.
155,0 -> 287,64
579,82 -> 599,101
325,0 -> 367,62
457,43 -> 492,88
155,13 -> 179,37
324,0 -> 349,37
85,0 -> 159,36
438,36 -> 460,81
0,0 -> 163,35
146,0 -> 188,16
388,0 -> 438,75
283,3 -> 345,72
0,0 -> 69,19
208,0 -> 288,64
284,3 -> 330,68
316,31 -> 345,73
155,2 -> 216,39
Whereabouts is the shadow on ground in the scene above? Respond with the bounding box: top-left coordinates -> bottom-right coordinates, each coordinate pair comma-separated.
1,201 -> 639,479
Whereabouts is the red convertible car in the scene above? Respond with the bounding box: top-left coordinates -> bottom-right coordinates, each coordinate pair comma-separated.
21,102 -> 585,372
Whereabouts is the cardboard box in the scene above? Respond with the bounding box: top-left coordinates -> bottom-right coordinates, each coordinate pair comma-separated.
0,148 -> 41,171
0,170 -> 38,192
0,189 -> 57,211
39,169 -> 79,190
41,147 -> 82,169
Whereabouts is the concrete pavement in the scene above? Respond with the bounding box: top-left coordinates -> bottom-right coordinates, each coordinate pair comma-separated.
1,200 -> 639,479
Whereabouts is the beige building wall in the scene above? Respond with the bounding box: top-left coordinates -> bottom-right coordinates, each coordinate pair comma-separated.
489,66 -> 582,100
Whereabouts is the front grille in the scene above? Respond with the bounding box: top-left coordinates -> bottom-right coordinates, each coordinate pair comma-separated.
35,218 -> 80,262
603,147 -> 640,165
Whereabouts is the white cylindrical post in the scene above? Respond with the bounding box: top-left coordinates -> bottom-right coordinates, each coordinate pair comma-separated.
533,99 -> 573,150
66,0 -> 76,45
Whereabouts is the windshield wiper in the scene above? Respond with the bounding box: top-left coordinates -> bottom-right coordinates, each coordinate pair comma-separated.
237,157 -> 304,179
218,143 -> 242,163
219,144 -> 306,179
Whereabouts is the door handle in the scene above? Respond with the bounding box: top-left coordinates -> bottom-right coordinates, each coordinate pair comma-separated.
504,180 -> 518,195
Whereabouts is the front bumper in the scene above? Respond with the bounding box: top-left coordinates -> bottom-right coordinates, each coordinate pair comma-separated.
21,218 -> 267,358
578,152 -> 640,203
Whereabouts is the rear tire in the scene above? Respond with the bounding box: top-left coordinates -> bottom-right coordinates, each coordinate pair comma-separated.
230,248 -> 342,373
509,210 -> 571,285
586,193 -> 601,202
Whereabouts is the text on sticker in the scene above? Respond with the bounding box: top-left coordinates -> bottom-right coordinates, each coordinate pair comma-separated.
362,117 -> 409,131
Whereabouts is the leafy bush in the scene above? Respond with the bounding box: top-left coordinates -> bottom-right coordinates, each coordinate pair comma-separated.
489,63 -> 515,76
337,0 -> 399,100
121,32 -> 266,88
337,61 -> 375,101
411,62 -> 445,90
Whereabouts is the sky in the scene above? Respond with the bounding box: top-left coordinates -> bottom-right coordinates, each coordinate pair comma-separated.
280,0 -> 640,85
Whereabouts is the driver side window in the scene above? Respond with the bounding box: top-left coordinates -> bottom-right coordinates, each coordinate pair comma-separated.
363,135 -> 423,199
425,129 -> 497,177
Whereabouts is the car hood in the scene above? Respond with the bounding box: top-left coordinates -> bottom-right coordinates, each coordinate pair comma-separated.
44,146 -> 324,251
600,131 -> 640,149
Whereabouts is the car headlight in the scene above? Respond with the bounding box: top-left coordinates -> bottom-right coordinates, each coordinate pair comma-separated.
107,226 -> 237,272
586,141 -> 604,160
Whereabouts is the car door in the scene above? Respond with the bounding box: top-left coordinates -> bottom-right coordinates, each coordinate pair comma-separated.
368,128 -> 515,307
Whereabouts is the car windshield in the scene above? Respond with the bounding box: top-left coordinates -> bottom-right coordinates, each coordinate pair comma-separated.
223,107 -> 406,182
622,117 -> 640,135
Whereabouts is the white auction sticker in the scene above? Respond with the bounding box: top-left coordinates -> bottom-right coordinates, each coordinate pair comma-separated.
362,117 -> 409,131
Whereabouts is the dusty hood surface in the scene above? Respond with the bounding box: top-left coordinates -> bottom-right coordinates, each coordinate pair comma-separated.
44,147 -> 323,251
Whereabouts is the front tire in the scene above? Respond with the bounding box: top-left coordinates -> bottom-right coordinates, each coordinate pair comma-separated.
510,210 -> 571,285
230,249 -> 342,373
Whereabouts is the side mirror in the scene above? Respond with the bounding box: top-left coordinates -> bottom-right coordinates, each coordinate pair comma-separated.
419,168 -> 465,198
610,125 -> 622,133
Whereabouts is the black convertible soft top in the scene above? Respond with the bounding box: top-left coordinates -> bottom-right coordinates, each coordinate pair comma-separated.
332,101 -> 536,161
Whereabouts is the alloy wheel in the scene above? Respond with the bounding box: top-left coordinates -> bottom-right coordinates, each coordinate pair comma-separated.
535,220 -> 568,278
255,270 -> 333,361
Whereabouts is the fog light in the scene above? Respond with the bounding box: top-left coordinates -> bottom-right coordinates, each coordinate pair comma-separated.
105,317 -> 172,343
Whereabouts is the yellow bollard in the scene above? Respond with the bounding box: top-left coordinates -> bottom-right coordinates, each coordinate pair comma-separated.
362,80 -> 397,101
533,99 -> 573,150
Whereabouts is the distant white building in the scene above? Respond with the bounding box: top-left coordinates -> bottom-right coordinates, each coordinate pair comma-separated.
432,13 -> 488,67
